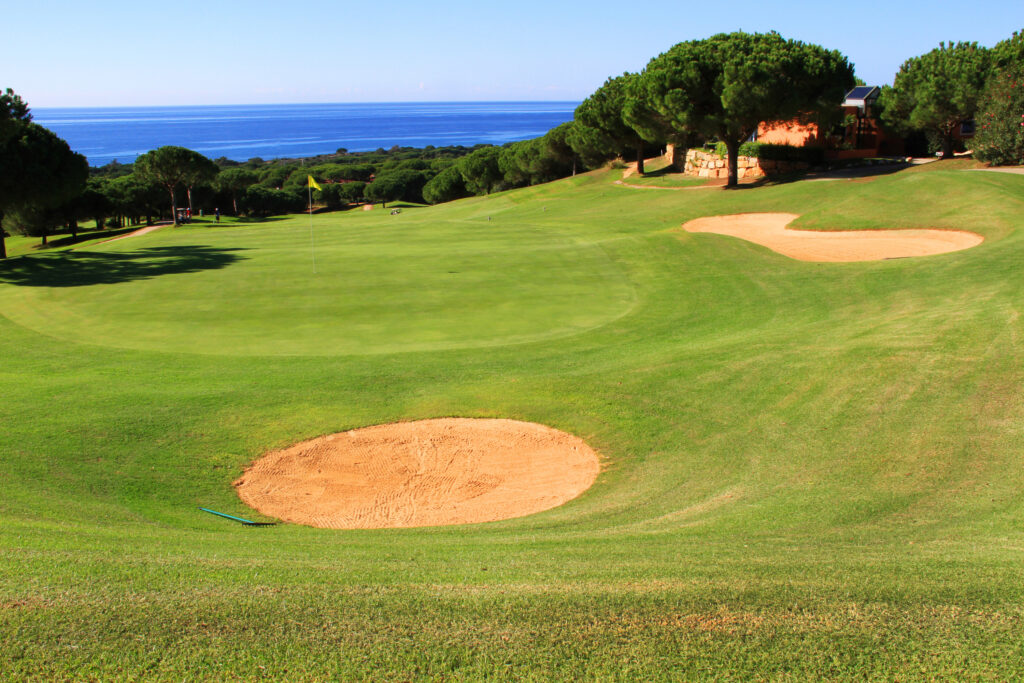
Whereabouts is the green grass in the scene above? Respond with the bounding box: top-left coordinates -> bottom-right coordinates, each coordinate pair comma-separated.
2,166 -> 1024,679
621,160 -> 710,188
0,212 -> 634,355
1,223 -> 142,258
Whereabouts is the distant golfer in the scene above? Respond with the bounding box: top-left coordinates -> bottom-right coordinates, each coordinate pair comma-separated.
215,207 -> 220,223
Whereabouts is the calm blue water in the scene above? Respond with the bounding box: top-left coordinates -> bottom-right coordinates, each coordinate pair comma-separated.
32,102 -> 578,166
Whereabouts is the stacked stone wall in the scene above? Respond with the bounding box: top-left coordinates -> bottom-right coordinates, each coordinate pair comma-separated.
681,149 -> 810,179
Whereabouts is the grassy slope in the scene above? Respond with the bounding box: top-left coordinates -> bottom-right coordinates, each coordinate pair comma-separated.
618,157 -> 710,188
2,166 -> 1024,679
1,223 -> 151,258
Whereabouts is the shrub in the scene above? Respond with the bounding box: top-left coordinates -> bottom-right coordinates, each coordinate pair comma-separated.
712,141 -> 824,165
973,66 -> 1024,166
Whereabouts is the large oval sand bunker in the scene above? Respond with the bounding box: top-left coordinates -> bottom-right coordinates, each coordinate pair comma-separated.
683,213 -> 983,262
234,418 -> 601,529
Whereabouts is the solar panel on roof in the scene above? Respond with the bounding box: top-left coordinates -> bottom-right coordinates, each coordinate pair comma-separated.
845,86 -> 878,100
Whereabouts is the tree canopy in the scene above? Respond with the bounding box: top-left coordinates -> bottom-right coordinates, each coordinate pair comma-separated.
637,31 -> 854,186
566,120 -> 616,169
214,167 -> 259,215
0,88 -> 32,144
992,29 -> 1024,70
880,41 -> 992,157
457,147 -> 503,195
364,172 -> 412,208
135,146 -> 218,224
575,73 -> 658,174
0,91 -> 88,258
422,165 -> 468,205
973,64 -> 1024,166
181,153 -> 219,213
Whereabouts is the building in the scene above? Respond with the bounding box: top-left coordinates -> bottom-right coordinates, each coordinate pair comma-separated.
756,86 -> 905,158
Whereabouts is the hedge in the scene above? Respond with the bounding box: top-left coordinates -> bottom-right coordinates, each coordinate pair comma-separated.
711,141 -> 825,165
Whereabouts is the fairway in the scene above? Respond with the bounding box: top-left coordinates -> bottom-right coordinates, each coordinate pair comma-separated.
3,163 -> 1024,679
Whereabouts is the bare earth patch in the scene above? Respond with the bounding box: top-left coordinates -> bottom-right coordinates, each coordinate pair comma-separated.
966,166 -> 1024,175
94,221 -> 169,244
234,418 -> 600,528
683,213 -> 983,262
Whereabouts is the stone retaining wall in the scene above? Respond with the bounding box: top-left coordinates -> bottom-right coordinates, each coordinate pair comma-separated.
675,148 -> 810,179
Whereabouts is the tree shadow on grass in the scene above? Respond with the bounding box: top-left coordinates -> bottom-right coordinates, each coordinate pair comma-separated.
24,226 -> 142,251
727,163 -> 911,190
639,165 -> 679,179
0,246 -> 248,288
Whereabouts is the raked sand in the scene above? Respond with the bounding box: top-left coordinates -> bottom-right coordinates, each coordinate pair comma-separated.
682,213 -> 983,262
235,418 -> 600,529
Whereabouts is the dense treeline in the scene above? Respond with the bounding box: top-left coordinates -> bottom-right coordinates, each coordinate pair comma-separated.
876,30 -> 1024,160
2,29 -> 1022,257
1,139 -> 502,250
0,89 -> 88,257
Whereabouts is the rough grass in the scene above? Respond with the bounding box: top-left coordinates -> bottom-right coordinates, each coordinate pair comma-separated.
2,165 -> 1024,679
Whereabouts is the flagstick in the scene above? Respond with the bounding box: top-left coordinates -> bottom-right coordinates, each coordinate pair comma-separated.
308,183 -> 317,274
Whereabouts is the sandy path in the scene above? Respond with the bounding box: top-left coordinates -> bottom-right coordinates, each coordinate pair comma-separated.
683,213 -> 983,262
966,167 -> 1024,175
234,418 -> 600,529
93,222 -> 170,245
614,179 -> 716,191
620,161 -> 640,179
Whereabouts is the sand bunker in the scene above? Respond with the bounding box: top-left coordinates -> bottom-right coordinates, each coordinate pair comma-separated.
682,213 -> 982,262
234,418 -> 600,529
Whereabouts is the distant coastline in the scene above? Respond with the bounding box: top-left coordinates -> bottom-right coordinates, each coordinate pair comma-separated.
32,101 -> 579,166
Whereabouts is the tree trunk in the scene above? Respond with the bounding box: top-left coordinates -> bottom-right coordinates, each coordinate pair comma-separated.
0,210 -> 6,259
41,234 -> 47,246
69,219 -> 78,242
636,146 -> 645,176
95,216 -> 103,230
232,193 -> 238,215
942,134 -> 954,159
187,186 -> 194,214
169,185 -> 178,225
725,138 -> 740,188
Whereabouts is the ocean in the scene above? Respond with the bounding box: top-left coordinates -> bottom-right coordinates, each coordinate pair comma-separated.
31,102 -> 579,167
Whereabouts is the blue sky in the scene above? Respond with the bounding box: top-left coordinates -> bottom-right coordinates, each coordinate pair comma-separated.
7,0 -> 1023,107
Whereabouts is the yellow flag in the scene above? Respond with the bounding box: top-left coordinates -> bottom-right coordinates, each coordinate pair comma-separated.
307,175 -> 322,191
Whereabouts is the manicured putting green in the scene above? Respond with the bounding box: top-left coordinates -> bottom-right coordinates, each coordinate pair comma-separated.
0,215 -> 635,355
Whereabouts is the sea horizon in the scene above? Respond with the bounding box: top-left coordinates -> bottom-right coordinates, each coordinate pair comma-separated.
34,99 -> 581,110
32,101 -> 580,167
